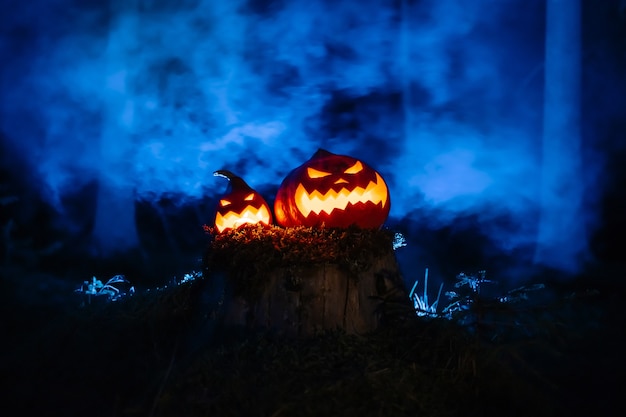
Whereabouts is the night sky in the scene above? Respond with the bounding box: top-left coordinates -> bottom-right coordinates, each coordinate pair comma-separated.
1,0 -> 625,290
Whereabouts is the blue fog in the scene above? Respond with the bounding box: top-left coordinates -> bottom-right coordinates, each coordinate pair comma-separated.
1,0 -> 624,284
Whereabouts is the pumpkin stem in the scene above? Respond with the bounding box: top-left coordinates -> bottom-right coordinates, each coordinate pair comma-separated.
214,170 -> 252,191
313,148 -> 334,159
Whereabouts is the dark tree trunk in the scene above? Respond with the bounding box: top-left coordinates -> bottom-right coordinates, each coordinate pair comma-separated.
534,0 -> 585,273
91,1 -> 140,257
219,251 -> 406,337
205,227 -> 408,337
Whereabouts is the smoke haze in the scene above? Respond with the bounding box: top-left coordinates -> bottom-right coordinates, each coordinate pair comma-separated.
1,0 -> 624,280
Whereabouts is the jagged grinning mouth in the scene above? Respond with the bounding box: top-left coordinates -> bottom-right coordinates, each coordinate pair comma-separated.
215,205 -> 271,232
294,173 -> 388,217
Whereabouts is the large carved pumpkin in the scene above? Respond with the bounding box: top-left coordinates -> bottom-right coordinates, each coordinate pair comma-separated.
274,149 -> 390,228
214,170 -> 273,233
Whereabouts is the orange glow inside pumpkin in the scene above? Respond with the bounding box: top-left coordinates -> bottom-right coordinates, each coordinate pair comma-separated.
215,204 -> 272,233
294,171 -> 388,217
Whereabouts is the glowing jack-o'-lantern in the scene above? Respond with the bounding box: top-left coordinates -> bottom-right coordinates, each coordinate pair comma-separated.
274,149 -> 390,229
214,170 -> 273,233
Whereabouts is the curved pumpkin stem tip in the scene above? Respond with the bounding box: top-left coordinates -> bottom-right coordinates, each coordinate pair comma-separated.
214,170 -> 238,181
214,169 -> 252,191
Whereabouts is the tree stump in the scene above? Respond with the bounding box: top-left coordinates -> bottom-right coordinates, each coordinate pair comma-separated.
203,225 -> 407,337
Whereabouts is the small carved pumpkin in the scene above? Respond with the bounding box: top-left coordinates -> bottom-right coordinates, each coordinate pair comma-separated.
214,170 -> 273,233
274,149 -> 390,228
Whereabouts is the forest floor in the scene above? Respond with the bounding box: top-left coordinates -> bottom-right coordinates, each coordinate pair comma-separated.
1,260 -> 625,417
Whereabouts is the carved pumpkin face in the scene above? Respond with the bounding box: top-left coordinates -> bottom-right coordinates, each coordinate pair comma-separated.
214,170 -> 273,233
274,149 -> 390,228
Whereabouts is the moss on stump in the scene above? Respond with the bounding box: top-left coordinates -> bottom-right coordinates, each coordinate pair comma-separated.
203,225 -> 407,337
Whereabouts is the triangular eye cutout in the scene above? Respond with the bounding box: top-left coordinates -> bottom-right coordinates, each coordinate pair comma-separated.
244,193 -> 255,201
220,199 -> 232,206
344,161 -> 363,174
307,167 -> 332,179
